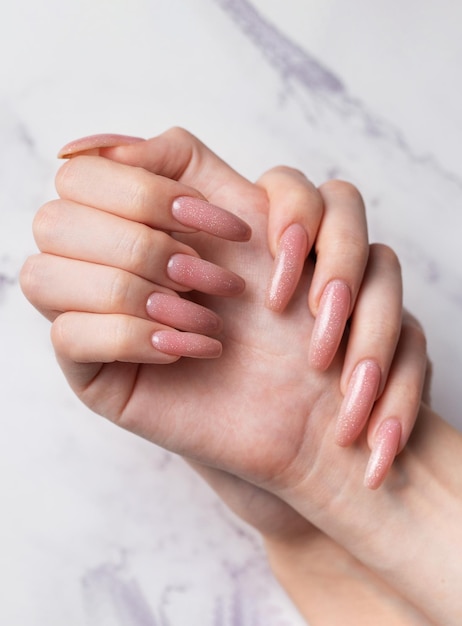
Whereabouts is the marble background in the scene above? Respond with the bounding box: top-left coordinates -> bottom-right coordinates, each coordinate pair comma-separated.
1,1 -> 462,624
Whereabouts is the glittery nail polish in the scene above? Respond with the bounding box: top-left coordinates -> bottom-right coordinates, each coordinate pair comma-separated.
266,223 -> 308,312
152,330 -> 222,358
146,292 -> 222,334
172,196 -> 251,241
308,280 -> 351,370
364,418 -> 401,490
336,360 -> 381,446
167,254 -> 245,296
58,134 -> 144,158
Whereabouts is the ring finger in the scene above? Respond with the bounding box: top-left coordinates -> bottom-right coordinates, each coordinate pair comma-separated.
33,200 -> 245,296
21,253 -> 224,336
335,244 -> 403,447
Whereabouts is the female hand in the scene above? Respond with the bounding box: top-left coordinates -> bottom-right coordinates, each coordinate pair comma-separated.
21,129 -> 427,493
52,130 -> 427,488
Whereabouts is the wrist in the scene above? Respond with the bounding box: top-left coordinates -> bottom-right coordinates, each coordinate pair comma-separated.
280,403 -> 462,624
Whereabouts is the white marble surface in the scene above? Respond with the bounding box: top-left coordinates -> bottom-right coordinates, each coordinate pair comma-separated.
2,1 -> 462,624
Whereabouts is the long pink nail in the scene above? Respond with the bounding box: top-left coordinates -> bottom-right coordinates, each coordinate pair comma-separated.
266,223 -> 308,312
335,360 -> 381,446
364,418 -> 401,490
167,254 -> 245,296
172,196 -> 251,242
152,330 -> 222,358
146,293 -> 222,334
58,134 -> 144,158
308,280 -> 351,370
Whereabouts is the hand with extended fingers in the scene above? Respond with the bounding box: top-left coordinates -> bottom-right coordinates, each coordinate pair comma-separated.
21,128 -> 427,492
26,129 -> 462,626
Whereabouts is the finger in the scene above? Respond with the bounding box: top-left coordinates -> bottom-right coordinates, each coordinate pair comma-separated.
55,155 -> 251,242
335,244 -> 402,447
256,166 -> 323,312
57,128 -> 260,222
364,311 -> 428,489
20,253 -> 236,327
33,199 -> 244,296
58,133 -> 145,158
308,180 -> 369,370
51,312 -> 222,367
146,292 -> 223,335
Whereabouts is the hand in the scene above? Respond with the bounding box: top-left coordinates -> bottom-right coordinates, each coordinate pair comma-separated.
58,133 -> 428,475
22,129 -> 427,493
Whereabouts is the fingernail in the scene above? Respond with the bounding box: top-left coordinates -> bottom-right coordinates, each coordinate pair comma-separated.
152,330 -> 222,358
172,196 -> 251,242
146,293 -> 222,334
58,134 -> 144,158
266,223 -> 308,312
335,360 -> 381,446
167,254 -> 245,296
364,418 -> 401,490
308,280 -> 351,370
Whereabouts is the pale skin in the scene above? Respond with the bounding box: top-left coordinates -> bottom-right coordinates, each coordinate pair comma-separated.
21,129 -> 462,624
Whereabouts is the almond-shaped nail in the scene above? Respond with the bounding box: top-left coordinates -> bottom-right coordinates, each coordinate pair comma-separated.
308,280 -> 351,370
146,293 -> 222,334
335,360 -> 381,447
266,223 -> 308,312
167,254 -> 245,296
364,418 -> 401,490
172,196 -> 251,242
152,330 -> 222,358
58,134 -> 144,158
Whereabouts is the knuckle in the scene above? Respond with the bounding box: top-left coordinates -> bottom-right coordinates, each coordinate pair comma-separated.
320,179 -> 364,205
111,317 -> 134,360
260,165 -> 322,208
19,255 -> 42,302
51,313 -> 89,362
403,317 -> 427,352
107,270 -> 132,311
50,314 -> 69,357
266,164 -> 307,179
162,126 -> 196,144
120,227 -> 153,274
32,200 -> 62,245
126,168 -> 150,212
370,243 -> 401,272
54,156 -> 80,195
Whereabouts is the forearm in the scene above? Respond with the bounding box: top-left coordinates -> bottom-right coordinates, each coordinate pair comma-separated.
284,404 -> 462,625
264,530 -> 431,625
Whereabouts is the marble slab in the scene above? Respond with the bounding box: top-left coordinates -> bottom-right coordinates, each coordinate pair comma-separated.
1,1 -> 462,623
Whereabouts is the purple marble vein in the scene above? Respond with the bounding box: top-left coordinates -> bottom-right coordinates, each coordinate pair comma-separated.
213,0 -> 343,94
82,562 -> 158,626
212,0 -> 462,310
212,0 -> 462,189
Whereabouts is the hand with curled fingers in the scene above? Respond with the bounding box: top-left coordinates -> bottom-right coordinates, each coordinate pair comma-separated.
21,128 -> 428,499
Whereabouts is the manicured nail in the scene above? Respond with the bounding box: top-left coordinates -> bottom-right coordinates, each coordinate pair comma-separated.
172,196 -> 251,242
58,134 -> 144,158
167,254 -> 245,296
364,418 -> 401,490
146,293 -> 222,334
308,280 -> 351,370
335,360 -> 381,446
266,223 -> 308,312
152,330 -> 222,358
